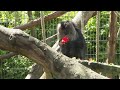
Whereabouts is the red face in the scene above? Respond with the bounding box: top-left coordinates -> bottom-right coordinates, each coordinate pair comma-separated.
61,36 -> 70,44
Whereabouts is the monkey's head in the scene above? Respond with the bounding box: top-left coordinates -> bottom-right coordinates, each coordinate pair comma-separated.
57,21 -> 78,44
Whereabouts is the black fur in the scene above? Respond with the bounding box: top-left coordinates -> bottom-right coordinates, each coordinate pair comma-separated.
58,21 -> 87,59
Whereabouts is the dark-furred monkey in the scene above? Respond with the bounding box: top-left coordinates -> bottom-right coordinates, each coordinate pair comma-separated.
57,21 -> 86,59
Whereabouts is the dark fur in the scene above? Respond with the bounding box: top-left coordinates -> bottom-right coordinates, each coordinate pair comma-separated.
57,21 -> 86,59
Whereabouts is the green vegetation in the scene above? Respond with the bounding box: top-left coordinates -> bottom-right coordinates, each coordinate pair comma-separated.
85,11 -> 110,62
0,55 -> 33,79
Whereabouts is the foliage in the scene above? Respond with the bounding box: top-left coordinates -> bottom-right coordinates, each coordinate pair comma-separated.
85,11 -> 110,62
0,55 -> 34,79
85,11 -> 120,63
0,11 -> 28,28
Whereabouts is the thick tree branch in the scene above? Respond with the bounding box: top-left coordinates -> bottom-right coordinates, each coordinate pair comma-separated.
0,34 -> 57,60
25,38 -> 58,79
14,11 -> 68,30
72,11 -> 97,29
0,26 -> 108,79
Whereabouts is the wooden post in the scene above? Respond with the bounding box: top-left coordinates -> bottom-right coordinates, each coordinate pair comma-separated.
28,11 -> 35,37
96,11 -> 100,62
40,11 -> 46,43
107,11 -> 117,63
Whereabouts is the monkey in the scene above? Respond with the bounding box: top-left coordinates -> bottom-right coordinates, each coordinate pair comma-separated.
57,20 -> 87,60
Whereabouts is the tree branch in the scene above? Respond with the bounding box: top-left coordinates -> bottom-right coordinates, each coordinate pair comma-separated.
0,34 -> 58,61
14,11 -> 68,30
0,25 -> 109,79
72,11 -> 97,29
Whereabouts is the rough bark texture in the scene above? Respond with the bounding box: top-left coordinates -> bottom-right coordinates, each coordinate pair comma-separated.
107,11 -> 117,63
0,26 -> 109,79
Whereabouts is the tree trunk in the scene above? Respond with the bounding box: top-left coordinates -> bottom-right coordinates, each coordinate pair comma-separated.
107,11 -> 117,63
28,11 -> 35,37
0,25 -> 109,79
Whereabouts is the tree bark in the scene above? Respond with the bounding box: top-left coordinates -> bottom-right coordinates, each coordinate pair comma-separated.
0,25 -> 109,79
107,11 -> 117,63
